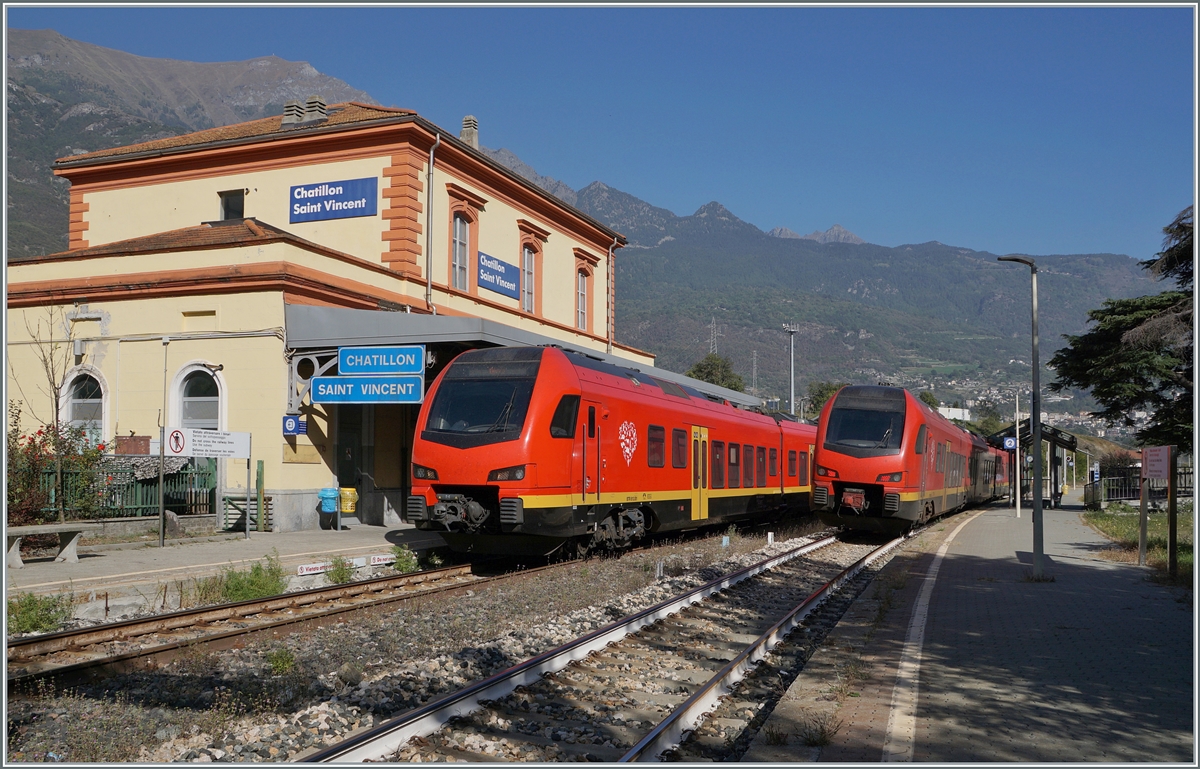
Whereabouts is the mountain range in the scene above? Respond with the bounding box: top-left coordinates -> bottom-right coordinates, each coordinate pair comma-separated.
6,29 -> 1159,406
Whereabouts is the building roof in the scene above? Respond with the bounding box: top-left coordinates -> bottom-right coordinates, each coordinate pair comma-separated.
54,103 -> 415,165
8,218 -> 337,263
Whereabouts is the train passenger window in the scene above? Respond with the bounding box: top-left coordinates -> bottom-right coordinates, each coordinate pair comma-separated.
728,444 -> 740,488
936,443 -> 945,473
769,448 -> 778,477
756,447 -> 767,488
549,395 -> 580,438
647,425 -> 665,468
798,451 -> 809,485
788,450 -> 797,477
743,444 -> 754,487
914,425 -> 928,454
712,441 -> 725,488
672,429 -> 688,468
588,406 -> 596,439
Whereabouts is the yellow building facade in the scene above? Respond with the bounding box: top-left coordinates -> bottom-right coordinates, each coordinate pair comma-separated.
7,100 -> 750,531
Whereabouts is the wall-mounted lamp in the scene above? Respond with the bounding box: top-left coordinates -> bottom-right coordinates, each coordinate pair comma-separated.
203,363 -> 224,372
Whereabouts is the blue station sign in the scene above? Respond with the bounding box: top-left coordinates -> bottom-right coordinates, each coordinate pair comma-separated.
290,177 -> 378,223
478,252 -> 520,299
338,345 -> 425,376
311,376 -> 425,404
283,415 -> 306,436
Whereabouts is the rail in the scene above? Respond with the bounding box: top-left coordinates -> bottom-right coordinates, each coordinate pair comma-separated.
1083,466 -> 1193,509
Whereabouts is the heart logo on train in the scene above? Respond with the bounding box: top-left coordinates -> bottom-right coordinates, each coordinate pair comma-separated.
618,421 -> 638,466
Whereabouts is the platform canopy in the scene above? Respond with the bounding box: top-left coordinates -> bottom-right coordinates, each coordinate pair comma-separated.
988,419 -> 1078,452
283,304 -> 762,409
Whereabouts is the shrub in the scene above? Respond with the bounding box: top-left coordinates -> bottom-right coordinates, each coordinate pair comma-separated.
392,544 -> 420,573
7,592 -> 74,634
220,550 -> 288,602
326,555 -> 354,584
6,401 -> 113,525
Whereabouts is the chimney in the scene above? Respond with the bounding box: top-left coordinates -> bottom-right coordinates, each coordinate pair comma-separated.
460,115 -> 479,149
281,99 -> 304,125
303,95 -> 327,122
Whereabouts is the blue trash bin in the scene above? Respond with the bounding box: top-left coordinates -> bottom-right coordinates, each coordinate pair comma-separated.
318,488 -> 339,513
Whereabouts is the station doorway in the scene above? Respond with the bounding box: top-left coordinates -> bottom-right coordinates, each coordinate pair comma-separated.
335,403 -> 421,525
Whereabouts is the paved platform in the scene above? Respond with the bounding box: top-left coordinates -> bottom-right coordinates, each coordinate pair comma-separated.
5,519 -> 449,605
745,492 -> 1195,763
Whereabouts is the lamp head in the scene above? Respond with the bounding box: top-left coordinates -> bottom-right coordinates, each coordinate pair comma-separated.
998,256 -> 1037,271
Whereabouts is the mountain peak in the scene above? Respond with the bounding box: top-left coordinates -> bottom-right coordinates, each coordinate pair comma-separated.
801,224 -> 865,245
693,201 -> 734,219
768,227 -> 802,239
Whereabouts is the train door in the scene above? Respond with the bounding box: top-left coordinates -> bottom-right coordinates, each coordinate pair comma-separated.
690,425 -> 710,521
581,400 -> 602,501
919,426 -> 934,521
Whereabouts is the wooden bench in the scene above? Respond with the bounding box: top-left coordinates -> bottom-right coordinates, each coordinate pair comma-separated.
6,523 -> 103,569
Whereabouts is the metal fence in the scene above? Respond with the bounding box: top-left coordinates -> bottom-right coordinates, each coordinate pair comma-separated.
1083,465 -> 1194,509
39,458 -> 217,518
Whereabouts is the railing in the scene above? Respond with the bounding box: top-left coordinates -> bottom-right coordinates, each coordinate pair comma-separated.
1083,465 -> 1193,509
38,458 -> 217,519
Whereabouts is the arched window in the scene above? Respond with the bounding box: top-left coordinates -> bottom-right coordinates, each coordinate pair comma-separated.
576,269 -> 588,330
68,374 -> 103,444
181,371 -> 219,430
451,213 -> 470,291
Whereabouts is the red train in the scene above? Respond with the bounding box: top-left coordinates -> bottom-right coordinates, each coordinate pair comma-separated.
812,385 -> 1010,535
405,346 -> 817,556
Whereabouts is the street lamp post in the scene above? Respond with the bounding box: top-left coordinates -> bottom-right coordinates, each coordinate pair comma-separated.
783,323 -> 799,416
999,256 -> 1044,578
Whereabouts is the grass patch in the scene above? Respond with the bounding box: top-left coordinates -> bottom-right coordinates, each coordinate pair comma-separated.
7,592 -> 73,634
266,646 -> 296,675
796,710 -> 844,746
1083,508 -> 1193,585
326,555 -> 353,585
761,723 -> 789,746
391,544 -> 420,573
184,550 -> 288,605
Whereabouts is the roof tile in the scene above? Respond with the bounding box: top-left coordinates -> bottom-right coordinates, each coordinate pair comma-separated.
56,103 -> 416,165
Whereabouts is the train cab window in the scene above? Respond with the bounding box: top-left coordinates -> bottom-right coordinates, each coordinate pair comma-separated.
798,451 -> 809,485
672,429 -> 688,468
769,448 -> 778,477
915,425 -> 928,454
743,444 -> 754,487
756,447 -> 767,488
788,450 -> 797,477
549,395 -> 580,438
711,441 -> 725,488
728,444 -> 740,488
647,425 -> 665,468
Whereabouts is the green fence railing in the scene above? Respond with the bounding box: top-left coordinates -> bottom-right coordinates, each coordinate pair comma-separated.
38,458 -> 218,519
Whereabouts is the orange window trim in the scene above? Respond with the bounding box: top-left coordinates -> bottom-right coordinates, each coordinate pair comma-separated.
446,182 -> 487,296
517,221 -> 548,318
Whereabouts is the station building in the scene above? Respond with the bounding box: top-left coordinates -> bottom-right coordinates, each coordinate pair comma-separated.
7,98 -> 754,531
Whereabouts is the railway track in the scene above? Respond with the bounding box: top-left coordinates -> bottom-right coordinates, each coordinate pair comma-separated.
302,533 -> 905,762
7,562 -> 563,689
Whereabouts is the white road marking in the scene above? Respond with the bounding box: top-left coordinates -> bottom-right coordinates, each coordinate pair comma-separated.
882,510 -> 985,762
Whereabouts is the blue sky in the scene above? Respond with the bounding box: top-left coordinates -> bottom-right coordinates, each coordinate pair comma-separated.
6,5 -> 1196,259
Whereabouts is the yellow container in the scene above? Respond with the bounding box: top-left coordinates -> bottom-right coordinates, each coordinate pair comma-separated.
338,487 -> 359,514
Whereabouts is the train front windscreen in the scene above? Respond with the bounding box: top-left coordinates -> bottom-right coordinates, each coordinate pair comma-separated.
823,386 -> 906,457
422,348 -> 542,448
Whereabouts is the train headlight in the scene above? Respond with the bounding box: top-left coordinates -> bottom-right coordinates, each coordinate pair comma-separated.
488,465 -> 526,482
412,463 -> 439,481
877,472 -> 903,483
816,465 -> 838,478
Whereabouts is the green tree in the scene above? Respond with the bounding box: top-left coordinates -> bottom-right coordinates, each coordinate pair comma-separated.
918,391 -> 939,409
1049,206 -> 1193,452
685,353 -> 744,392
806,381 -> 848,416
971,399 -> 1005,436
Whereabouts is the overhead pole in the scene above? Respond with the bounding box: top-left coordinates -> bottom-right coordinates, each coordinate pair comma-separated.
999,256 -> 1044,578
783,324 -> 799,415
